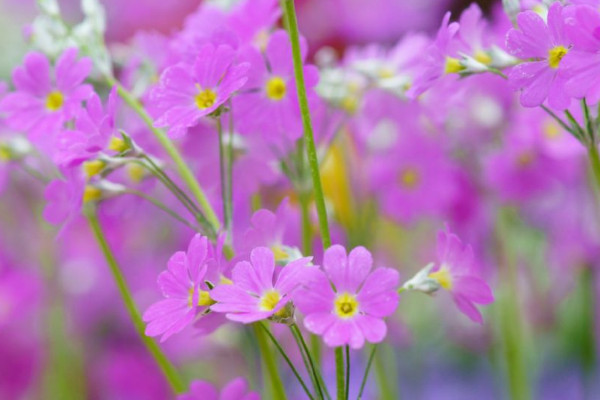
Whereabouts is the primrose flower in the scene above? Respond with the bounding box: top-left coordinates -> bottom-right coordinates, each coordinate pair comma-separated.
562,5 -> 600,103
179,377 -> 259,400
151,43 -> 250,138
294,245 -> 400,349
210,247 -> 314,323
403,229 -> 493,324
0,48 -> 92,140
506,2 -> 571,109
143,235 -> 217,342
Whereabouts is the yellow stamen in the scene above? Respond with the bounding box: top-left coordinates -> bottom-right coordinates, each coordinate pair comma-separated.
399,168 -> 420,189
45,91 -> 64,111
83,160 -> 105,179
548,46 -> 568,69
83,185 -> 102,203
334,292 -> 359,319
195,88 -> 217,110
108,137 -> 129,153
428,266 -> 453,290
0,144 -> 11,161
444,57 -> 465,74
266,76 -> 287,101
474,50 -> 492,65
259,289 -> 281,311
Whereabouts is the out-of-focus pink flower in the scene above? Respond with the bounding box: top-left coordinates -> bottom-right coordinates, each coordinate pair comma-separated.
143,235 -> 220,342
210,247 -> 314,323
294,245 -> 399,349
43,168 -> 85,227
228,0 -> 280,50
179,377 -> 259,400
429,229 -> 493,324
506,2 -> 571,109
152,44 -> 249,138
0,49 -> 92,141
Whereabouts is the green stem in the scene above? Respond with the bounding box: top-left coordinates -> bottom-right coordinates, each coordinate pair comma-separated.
226,105 -> 235,245
108,79 -> 221,232
252,323 -> 287,400
216,118 -> 231,238
257,322 -> 315,400
587,143 -> 600,192
357,346 -> 377,400
124,189 -> 199,231
290,323 -> 327,400
85,207 -> 186,394
344,346 -> 350,400
279,1 -> 344,397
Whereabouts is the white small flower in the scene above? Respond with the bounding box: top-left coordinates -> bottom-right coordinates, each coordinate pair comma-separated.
402,263 -> 441,294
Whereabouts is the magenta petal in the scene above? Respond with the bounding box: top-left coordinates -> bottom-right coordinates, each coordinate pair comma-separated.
453,276 -> 494,304
304,312 -> 337,335
453,294 -> 484,324
323,245 -> 348,291
323,320 -> 352,347
355,315 -> 387,344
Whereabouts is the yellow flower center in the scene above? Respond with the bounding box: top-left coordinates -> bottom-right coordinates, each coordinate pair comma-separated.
195,88 -> 217,110
399,168 -> 420,189
266,76 -> 287,101
187,287 -> 215,307
548,46 -> 568,69
82,185 -> 102,203
45,90 -> 64,111
444,57 -> 465,74
259,289 -> 281,311
83,160 -> 105,179
334,292 -> 359,319
341,96 -> 359,114
474,50 -> 492,65
428,266 -> 453,290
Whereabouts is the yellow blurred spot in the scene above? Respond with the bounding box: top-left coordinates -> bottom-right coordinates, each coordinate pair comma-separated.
474,50 -> 492,65
266,76 -> 287,101
0,144 -> 11,161
127,163 -> 146,183
271,245 -> 288,263
195,88 -> 217,109
108,137 -> 129,153
259,289 -> 281,311
399,168 -> 420,189
83,160 -> 105,179
334,292 -> 359,318
444,57 -> 465,74
543,120 -> 561,139
517,151 -> 535,167
45,91 -> 64,111
321,143 -> 355,231
83,185 -> 102,203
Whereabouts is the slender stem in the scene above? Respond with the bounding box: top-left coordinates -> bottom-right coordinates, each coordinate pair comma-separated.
85,207 -> 186,394
108,78 -> 221,232
216,118 -> 231,239
124,189 -> 199,231
290,323 -> 327,400
252,323 -> 287,400
540,105 -> 578,140
335,347 -> 345,400
582,99 -> 595,144
257,322 -> 315,400
357,346 -> 377,400
588,142 -> 600,192
344,346 -> 350,400
226,105 -> 235,245
279,1 -> 344,397
280,0 -> 331,249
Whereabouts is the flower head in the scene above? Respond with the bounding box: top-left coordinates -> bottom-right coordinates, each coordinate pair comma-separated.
506,2 -> 571,109
294,245 -> 400,349
210,247 -> 314,323
0,48 -> 92,140
143,235 -> 219,342
152,43 -> 249,138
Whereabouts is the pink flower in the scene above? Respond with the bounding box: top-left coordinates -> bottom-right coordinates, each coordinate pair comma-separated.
0,49 -> 92,140
178,377 -> 259,400
506,2 -> 571,109
562,5 -> 600,103
210,247 -> 314,323
43,168 -> 85,227
294,245 -> 400,349
151,43 -> 249,138
428,229 -> 494,324
143,235 -> 218,342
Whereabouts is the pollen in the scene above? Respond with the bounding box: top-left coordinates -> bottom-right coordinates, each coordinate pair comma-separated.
266,76 -> 287,101
259,289 -> 281,311
444,57 -> 465,74
428,266 -> 453,290
334,292 -> 359,319
188,287 -> 215,307
83,160 -> 105,179
45,90 -> 64,111
195,88 -> 217,110
399,168 -> 420,189
82,185 -> 102,203
548,46 -> 568,69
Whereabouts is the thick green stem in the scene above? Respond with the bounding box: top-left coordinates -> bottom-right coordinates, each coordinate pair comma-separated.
216,119 -> 232,238
335,347 -> 345,400
588,143 -> 600,192
252,324 -> 287,400
108,79 -> 221,232
86,208 -> 186,394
